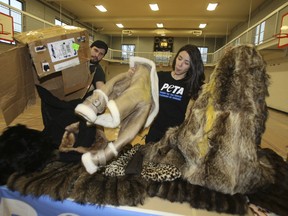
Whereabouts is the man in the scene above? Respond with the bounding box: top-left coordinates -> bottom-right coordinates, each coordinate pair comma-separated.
88,40 -> 108,92
54,40 -> 109,162
37,40 -> 109,157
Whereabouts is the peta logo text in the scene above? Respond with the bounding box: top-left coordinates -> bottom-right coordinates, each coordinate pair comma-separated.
160,83 -> 184,95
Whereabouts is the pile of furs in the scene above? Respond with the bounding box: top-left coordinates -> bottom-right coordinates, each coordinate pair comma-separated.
0,45 -> 288,216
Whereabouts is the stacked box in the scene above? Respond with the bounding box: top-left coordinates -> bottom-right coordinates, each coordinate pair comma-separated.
14,25 -> 90,78
0,26 -> 93,125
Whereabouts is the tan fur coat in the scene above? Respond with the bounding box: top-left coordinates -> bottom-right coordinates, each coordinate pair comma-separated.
142,44 -> 273,195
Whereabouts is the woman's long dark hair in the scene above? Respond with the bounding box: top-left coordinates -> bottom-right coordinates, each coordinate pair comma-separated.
172,44 -> 205,100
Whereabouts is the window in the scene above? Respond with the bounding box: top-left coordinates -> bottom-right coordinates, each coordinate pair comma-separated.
55,18 -> 68,26
254,21 -> 265,45
198,47 -> 208,64
121,44 -> 135,60
0,0 -> 23,33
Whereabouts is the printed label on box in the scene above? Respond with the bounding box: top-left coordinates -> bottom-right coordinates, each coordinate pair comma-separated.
42,62 -> 50,72
34,45 -> 47,52
54,57 -> 80,71
47,38 -> 78,63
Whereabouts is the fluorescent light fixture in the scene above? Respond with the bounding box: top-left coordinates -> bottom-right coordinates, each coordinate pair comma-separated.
116,23 -> 124,28
207,3 -> 218,11
95,5 -> 107,12
199,23 -> 207,28
149,4 -> 159,11
157,23 -> 164,28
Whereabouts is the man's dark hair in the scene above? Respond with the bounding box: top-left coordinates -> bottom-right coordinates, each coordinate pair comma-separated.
90,40 -> 108,55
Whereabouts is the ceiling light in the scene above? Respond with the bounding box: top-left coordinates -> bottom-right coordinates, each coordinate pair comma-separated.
207,3 -> 218,11
116,23 -> 124,28
199,23 -> 207,28
95,5 -> 107,12
149,4 -> 159,11
157,23 -> 164,28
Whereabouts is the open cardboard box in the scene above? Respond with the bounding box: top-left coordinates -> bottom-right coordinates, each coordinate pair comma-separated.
0,27 -> 93,126
0,45 -> 36,126
14,25 -> 90,78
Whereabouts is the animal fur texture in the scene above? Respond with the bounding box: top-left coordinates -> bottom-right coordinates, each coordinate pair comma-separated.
59,122 -> 108,153
142,44 -> 274,195
3,127 -> 288,214
6,145 -> 148,207
5,144 -> 248,215
0,124 -> 56,185
75,56 -> 159,174
2,45 -> 288,216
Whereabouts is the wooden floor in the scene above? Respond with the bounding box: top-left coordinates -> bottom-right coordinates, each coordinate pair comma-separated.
0,97 -> 287,160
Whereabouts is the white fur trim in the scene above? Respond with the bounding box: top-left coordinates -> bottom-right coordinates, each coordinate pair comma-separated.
93,89 -> 109,104
108,142 -> 118,156
75,104 -> 97,123
107,100 -> 121,126
94,100 -> 120,128
94,114 -> 113,127
81,152 -> 98,174
129,56 -> 159,127
97,150 -> 106,166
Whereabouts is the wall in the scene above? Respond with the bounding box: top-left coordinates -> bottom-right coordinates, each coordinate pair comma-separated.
110,35 -> 224,55
228,0 -> 288,43
266,59 -> 288,112
226,0 -> 288,113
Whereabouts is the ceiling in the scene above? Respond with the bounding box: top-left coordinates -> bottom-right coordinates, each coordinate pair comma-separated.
43,0 -> 269,38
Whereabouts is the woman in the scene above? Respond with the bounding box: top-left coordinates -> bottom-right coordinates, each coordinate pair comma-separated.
145,44 -> 205,143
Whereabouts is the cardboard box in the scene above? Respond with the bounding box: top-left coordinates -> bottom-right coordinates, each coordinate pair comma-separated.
33,62 -> 93,101
0,44 -> 92,125
0,45 -> 36,125
14,25 -> 90,78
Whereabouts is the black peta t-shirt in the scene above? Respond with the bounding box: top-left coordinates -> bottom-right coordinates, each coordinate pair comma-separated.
145,71 -> 190,143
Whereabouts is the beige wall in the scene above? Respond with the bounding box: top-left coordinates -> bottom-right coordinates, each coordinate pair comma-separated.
266,59 -> 288,112
228,0 -> 288,43
109,35 -> 224,55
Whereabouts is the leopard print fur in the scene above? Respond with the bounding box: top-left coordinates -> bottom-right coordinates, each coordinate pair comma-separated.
103,144 -> 181,182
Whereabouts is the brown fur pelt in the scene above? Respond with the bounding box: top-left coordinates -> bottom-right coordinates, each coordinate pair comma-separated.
59,122 -> 108,154
147,179 -> 248,214
142,44 -> 274,195
246,148 -> 288,216
6,145 -> 148,207
6,144 -> 248,215
7,162 -> 82,200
